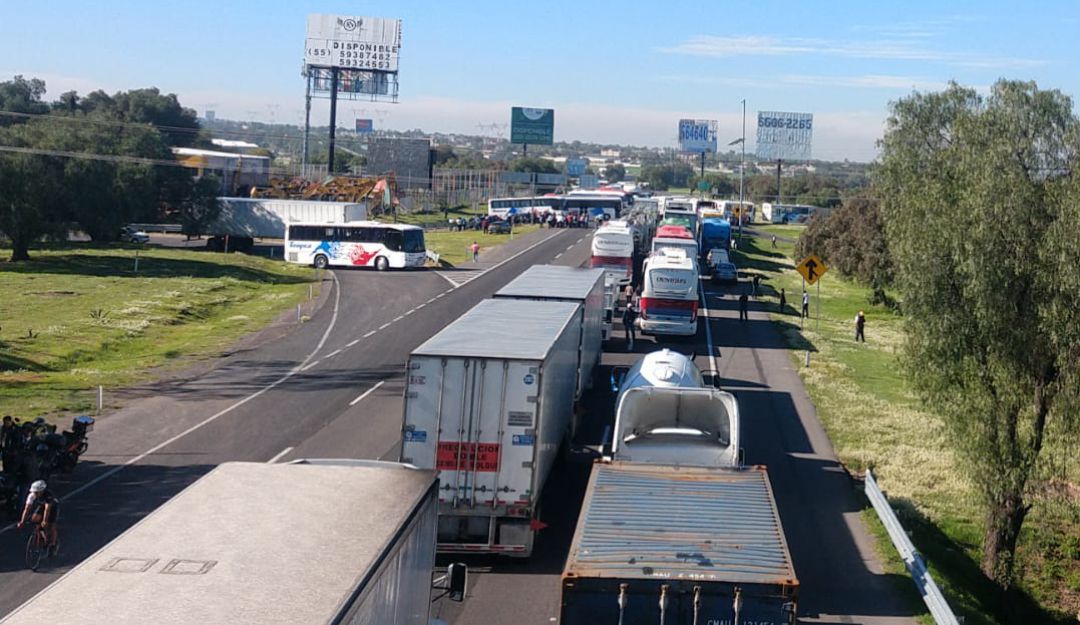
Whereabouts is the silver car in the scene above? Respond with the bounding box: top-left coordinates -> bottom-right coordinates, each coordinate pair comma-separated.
711,260 -> 738,284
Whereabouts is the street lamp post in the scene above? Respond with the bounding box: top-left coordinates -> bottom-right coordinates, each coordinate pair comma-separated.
739,99 -> 746,242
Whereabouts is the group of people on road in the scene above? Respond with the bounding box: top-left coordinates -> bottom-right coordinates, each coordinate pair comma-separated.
2,416 -> 61,555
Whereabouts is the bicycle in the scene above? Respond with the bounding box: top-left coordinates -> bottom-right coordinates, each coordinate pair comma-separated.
24,521 -> 49,571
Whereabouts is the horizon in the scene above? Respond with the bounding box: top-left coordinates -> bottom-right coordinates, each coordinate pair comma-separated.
3,1 -> 1078,163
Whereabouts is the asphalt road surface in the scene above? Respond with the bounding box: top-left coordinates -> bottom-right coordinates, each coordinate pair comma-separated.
0,226 -> 918,624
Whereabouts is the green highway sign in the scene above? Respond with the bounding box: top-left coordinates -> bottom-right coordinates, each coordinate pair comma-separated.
511,107 -> 555,145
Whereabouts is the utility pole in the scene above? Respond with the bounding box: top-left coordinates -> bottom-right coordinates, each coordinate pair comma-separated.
302,71 -> 312,177
327,67 -> 340,174
739,98 -> 746,240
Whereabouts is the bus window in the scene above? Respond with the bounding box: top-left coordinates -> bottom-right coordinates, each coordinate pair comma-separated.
384,230 -> 403,252
403,229 -> 425,253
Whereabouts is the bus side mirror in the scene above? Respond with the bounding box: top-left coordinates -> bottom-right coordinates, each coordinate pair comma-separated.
448,563 -> 468,602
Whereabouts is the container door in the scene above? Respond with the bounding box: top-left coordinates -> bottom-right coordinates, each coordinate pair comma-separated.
402,356 -> 469,506
496,361 -> 541,509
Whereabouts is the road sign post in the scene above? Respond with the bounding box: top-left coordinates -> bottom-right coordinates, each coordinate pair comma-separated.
796,254 -> 828,333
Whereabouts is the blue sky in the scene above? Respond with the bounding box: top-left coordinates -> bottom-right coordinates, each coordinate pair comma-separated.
2,0 -> 1077,161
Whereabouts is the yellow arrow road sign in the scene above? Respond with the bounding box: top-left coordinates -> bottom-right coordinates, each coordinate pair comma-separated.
797,254 -> 828,285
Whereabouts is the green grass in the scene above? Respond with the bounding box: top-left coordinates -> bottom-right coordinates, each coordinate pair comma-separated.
391,204 -> 486,228
0,244 -> 316,420
424,225 -> 540,267
736,226 -> 1075,624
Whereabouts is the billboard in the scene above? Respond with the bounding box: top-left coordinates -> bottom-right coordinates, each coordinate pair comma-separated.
510,107 -> 555,145
364,137 -> 433,189
566,157 -> 588,177
305,14 -> 402,72
355,119 -> 374,133
756,111 -> 813,160
310,67 -> 391,96
579,174 -> 599,189
678,119 -> 718,153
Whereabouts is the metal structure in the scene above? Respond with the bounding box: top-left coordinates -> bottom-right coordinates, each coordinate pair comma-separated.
756,111 -> 813,203
302,14 -> 402,175
678,119 -> 718,194
865,470 -> 960,625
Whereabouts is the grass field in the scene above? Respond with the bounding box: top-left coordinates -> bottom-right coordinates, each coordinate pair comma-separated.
0,245 -> 317,420
736,224 -> 1079,624
424,224 -> 540,266
392,204 -> 486,228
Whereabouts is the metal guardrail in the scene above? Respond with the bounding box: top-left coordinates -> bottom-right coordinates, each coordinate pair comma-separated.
865,469 -> 960,625
129,223 -> 183,233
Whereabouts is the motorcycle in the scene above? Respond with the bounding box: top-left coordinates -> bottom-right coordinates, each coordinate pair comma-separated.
37,415 -> 95,478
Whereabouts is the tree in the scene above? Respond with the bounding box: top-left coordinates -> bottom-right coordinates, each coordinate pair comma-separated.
509,157 -> 559,174
639,162 -> 695,191
604,162 -> 626,182
0,75 -> 48,126
795,196 -> 892,303
178,175 -> 223,238
876,80 -> 1080,588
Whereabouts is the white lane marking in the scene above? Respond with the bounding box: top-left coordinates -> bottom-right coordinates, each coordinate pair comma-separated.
268,446 -> 294,463
393,315 -> 404,322
379,322 -> 391,330
363,330 -> 377,338
425,296 -> 438,304
301,360 -> 321,371
347,339 -> 359,347
566,245 -> 574,251
403,309 -> 414,316
434,271 -> 460,287
554,252 -> 563,259
700,277 -> 721,377
0,271 -> 346,536
349,380 -> 386,406
327,349 -> 341,358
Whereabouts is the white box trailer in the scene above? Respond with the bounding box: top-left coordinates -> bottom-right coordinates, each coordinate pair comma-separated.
493,265 -> 606,402
0,461 -> 440,625
401,299 -> 582,557
207,198 -> 368,250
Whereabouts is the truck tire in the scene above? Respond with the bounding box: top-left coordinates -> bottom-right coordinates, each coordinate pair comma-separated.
375,256 -> 389,272
314,254 -> 329,269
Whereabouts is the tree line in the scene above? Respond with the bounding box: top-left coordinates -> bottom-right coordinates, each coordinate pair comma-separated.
0,75 -> 220,261
795,80 -> 1080,617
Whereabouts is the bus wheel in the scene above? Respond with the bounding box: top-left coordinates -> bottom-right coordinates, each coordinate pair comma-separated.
314,254 -> 329,269
375,256 -> 389,272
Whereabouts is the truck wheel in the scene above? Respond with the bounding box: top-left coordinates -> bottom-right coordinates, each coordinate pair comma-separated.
375,256 -> 389,272
314,254 -> 329,269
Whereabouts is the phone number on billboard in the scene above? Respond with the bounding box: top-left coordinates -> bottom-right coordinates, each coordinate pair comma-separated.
758,116 -> 812,130
306,48 -> 397,71
679,123 -> 712,141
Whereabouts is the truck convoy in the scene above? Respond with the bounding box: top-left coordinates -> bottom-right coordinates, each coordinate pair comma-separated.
2,460 -> 462,625
400,298 -> 585,557
561,350 -> 799,625
205,197 -> 367,252
493,265 -> 608,400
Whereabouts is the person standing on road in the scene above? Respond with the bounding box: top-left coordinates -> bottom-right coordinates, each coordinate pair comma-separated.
752,274 -> 761,298
1,415 -> 16,472
739,291 -> 749,321
470,241 -> 480,262
771,234 -> 777,248
779,288 -> 787,314
622,299 -> 637,351
855,310 -> 866,342
802,291 -> 810,318
623,283 -> 634,306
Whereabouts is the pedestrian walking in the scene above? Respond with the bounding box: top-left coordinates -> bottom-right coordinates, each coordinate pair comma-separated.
801,291 -> 810,318
855,310 -> 866,342
751,274 -> 761,297
622,300 -> 637,351
738,292 -> 749,321
771,234 -> 777,248
779,288 -> 787,314
470,241 -> 480,262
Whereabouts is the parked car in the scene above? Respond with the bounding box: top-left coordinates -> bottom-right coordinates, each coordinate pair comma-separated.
487,219 -> 511,234
120,226 -> 150,244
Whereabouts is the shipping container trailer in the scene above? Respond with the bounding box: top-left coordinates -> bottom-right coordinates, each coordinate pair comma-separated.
561,463 -> 799,625
401,298 -> 582,557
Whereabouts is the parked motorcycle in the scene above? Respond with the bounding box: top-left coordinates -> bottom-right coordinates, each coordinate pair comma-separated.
34,415 -> 95,478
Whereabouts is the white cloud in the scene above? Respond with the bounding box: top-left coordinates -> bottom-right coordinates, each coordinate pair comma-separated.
779,74 -> 949,91
660,34 -> 1044,69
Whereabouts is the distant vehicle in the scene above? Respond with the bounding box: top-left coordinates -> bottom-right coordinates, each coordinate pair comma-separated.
119,226 -> 149,244
1,460 -> 467,625
487,196 -> 561,218
487,219 -> 511,234
649,226 -> 699,270
708,249 -> 739,284
560,194 -> 623,221
285,221 -> 426,270
660,197 -> 699,233
718,200 -> 755,224
639,249 -> 699,337
207,198 -> 367,253
761,202 -> 819,224
590,221 -> 635,286
699,217 -> 731,252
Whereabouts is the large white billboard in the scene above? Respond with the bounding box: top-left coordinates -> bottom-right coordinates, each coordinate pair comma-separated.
678,119 -> 718,153
304,14 -> 402,72
756,111 -> 813,160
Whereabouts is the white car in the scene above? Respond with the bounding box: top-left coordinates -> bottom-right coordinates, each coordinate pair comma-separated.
120,227 -> 150,244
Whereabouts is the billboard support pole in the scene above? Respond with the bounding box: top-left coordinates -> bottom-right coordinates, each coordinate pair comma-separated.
523,143 -> 527,158
700,152 -> 706,196
776,158 -> 783,204
302,70 -> 312,177
739,98 -> 745,241
327,67 -> 340,174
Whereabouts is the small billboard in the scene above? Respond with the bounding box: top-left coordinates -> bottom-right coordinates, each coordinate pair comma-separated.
567,157 -> 588,177
678,119 -> 718,153
355,119 -> 374,133
510,107 -> 555,145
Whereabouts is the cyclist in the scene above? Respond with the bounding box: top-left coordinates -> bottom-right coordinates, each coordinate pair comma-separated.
17,480 -> 59,556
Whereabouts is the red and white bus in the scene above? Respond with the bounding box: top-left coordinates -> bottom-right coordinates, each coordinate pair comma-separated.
590,221 -> 635,286
639,249 -> 699,337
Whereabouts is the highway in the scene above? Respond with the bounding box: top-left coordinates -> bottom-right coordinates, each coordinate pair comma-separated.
0,226 -> 917,624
